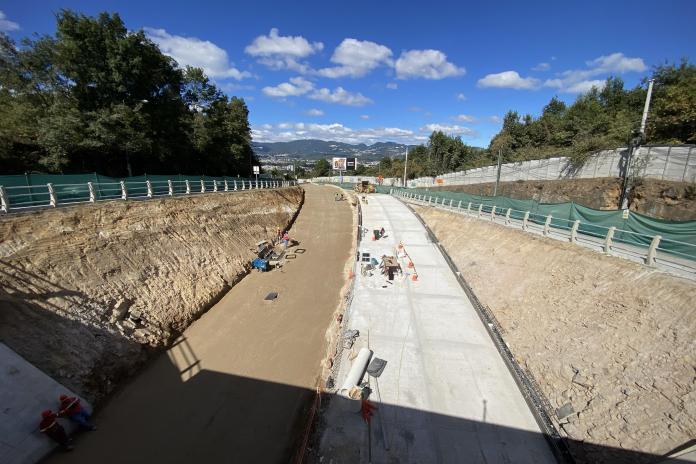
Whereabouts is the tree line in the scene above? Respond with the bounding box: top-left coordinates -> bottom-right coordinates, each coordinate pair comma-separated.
342,61 -> 695,180
0,10 -> 258,177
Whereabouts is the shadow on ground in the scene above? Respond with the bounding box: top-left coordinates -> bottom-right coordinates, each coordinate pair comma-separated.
31,330 -> 690,464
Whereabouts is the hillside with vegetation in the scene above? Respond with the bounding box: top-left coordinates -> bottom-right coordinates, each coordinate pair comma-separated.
0,10 -> 257,177
351,61 -> 695,180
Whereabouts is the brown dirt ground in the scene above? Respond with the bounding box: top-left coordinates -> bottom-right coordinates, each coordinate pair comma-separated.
43,184 -> 354,464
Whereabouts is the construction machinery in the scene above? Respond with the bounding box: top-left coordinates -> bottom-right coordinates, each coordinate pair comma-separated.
354,180 -> 375,194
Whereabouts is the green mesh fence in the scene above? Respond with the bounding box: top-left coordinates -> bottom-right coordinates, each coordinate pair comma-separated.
391,187 -> 696,258
0,173 -> 275,209
318,182 -> 696,259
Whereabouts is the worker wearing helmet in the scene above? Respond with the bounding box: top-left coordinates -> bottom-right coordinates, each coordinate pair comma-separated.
58,394 -> 97,431
39,410 -> 73,450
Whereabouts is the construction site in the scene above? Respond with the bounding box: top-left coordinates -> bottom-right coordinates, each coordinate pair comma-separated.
0,177 -> 693,464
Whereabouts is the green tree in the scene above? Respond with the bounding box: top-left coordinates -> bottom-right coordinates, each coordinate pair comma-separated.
313,158 -> 331,177
648,60 -> 696,143
0,10 -> 256,177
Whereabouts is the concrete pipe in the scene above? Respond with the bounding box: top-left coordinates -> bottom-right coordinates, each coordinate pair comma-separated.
339,347 -> 373,400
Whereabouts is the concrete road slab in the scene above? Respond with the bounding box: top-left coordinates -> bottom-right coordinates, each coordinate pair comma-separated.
317,194 -> 556,463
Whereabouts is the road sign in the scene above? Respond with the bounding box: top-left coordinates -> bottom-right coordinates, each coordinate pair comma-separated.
253,166 -> 260,175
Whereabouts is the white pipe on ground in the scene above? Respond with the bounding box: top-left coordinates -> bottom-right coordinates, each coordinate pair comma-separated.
339,347 -> 373,399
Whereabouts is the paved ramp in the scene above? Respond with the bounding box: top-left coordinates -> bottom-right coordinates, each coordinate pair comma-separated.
318,194 -> 555,463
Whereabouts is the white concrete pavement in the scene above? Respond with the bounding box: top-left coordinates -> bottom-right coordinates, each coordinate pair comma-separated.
0,343 -> 90,464
318,194 -> 556,463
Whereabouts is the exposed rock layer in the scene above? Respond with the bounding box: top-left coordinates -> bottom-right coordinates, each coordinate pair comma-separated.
0,188 -> 304,402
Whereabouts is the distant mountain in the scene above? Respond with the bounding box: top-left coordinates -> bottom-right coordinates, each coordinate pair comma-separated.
252,139 -> 411,161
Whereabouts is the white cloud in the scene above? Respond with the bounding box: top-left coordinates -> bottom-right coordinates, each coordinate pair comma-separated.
395,49 -> 465,80
262,77 -> 314,97
245,28 -> 323,73
245,28 -> 323,58
309,87 -> 372,106
0,11 -> 19,32
360,115 -> 370,120
386,82 -> 398,90
145,28 -> 249,80
420,124 -> 476,137
305,108 -> 324,116
318,38 -> 393,78
455,93 -> 466,101
252,122 -> 416,144
489,115 -> 502,124
477,71 -> 540,90
533,62 -> 551,72
543,52 -> 646,93
587,53 -> 646,74
453,114 -> 476,123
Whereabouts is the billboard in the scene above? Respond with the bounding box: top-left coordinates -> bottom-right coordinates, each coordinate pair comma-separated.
332,157 -> 357,171
332,157 -> 347,171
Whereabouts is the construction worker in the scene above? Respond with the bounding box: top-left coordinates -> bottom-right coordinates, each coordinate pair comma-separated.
39,410 -> 73,450
282,231 -> 290,249
58,394 -> 97,431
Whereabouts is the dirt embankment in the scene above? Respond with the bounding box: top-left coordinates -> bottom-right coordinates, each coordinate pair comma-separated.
416,206 -> 696,464
434,177 -> 696,220
0,188 -> 304,402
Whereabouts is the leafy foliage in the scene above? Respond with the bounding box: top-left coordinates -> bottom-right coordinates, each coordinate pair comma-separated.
0,10 -> 258,176
486,63 -> 695,170
352,62 -> 695,180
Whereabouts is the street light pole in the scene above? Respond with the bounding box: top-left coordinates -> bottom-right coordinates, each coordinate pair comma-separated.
493,149 -> 503,196
620,79 -> 654,209
402,148 -> 409,188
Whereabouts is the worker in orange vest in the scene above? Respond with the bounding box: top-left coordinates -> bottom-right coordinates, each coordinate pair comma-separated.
39,410 -> 73,450
58,394 -> 97,431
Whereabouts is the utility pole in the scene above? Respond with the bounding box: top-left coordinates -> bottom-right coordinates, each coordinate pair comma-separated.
402,148 -> 409,188
620,79 -> 654,209
640,79 -> 655,136
493,149 -> 503,197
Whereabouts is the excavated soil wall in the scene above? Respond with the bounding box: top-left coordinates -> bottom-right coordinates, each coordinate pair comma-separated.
0,188 -> 304,402
433,177 -> 696,220
415,206 -> 696,464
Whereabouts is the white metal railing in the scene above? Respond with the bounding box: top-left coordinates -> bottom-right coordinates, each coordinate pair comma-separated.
391,189 -> 696,279
0,179 -> 295,214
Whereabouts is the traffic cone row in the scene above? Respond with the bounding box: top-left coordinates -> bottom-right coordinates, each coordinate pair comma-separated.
398,243 -> 419,283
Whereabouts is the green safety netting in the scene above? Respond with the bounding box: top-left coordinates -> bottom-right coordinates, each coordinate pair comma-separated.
0,173 -> 273,209
391,187 -> 696,259
319,182 -> 696,259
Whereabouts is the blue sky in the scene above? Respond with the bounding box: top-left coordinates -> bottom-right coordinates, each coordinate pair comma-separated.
2,1 -> 695,147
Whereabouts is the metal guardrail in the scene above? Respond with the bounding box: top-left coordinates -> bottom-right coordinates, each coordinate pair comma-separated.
0,179 -> 297,214
391,189 -> 696,279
